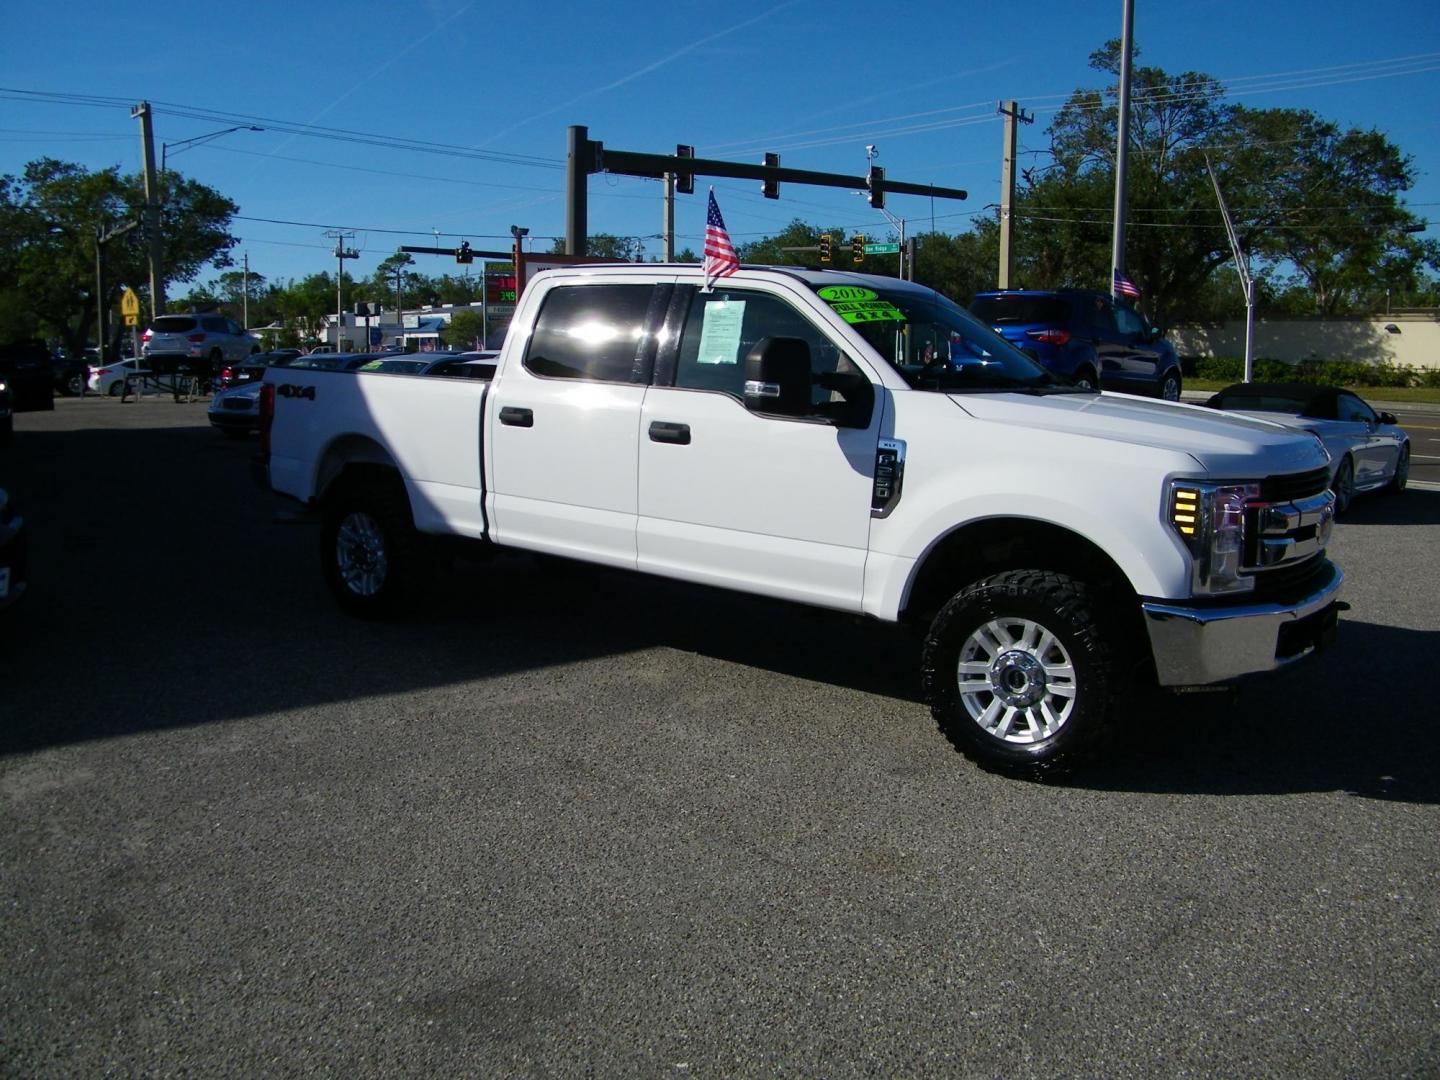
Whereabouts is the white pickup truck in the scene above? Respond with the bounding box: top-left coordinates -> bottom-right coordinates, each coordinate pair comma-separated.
261,264 -> 1342,779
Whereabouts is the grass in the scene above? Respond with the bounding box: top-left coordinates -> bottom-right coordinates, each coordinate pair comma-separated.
1185,379 -> 1440,405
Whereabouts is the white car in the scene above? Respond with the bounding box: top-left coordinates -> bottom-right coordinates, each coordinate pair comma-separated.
88,358 -> 142,396
1205,382 -> 1410,513
208,380 -> 263,439
142,314 -> 260,374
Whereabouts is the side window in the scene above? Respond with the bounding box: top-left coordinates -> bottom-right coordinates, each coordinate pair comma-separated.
1082,296 -> 1115,335
202,316 -> 227,333
1338,394 -> 1376,423
1114,304 -> 1145,337
673,287 -> 858,411
524,284 -> 654,382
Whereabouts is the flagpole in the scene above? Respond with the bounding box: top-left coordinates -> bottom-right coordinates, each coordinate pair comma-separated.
1110,0 -> 1135,300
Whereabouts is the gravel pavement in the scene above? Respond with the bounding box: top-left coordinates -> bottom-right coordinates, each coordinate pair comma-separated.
1,397 -> 1436,1077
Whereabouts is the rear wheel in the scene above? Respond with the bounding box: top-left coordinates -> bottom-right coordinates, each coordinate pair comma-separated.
921,570 -> 1122,780
1158,369 -> 1182,402
1072,367 -> 1098,392
107,381 -> 124,397
321,472 -> 420,618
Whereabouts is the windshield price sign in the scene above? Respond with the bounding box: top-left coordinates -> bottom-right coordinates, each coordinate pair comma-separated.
817,285 -> 905,325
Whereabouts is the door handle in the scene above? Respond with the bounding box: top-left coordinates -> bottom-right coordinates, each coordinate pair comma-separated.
648,421 -> 691,445
499,406 -> 533,427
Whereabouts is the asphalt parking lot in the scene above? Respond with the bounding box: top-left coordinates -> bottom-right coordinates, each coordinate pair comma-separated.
2,397 -> 1437,1078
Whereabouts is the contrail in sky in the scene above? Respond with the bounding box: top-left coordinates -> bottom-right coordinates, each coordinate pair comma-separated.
479,0 -> 804,146
260,2 -> 475,162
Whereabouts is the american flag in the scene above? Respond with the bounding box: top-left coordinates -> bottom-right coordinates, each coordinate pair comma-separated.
1113,268 -> 1141,300
704,189 -> 739,288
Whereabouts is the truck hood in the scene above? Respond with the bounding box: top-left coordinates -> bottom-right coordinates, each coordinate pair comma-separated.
948,391 -> 1330,476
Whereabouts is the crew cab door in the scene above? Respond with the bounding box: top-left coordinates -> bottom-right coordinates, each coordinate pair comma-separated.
637,282 -> 881,611
486,279 -> 668,568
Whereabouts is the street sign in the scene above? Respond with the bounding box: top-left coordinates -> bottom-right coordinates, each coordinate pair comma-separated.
124,314 -> 138,327
864,243 -> 901,255
120,288 -> 141,317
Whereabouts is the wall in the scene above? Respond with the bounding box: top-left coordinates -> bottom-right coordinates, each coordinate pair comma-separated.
1169,312 -> 1440,371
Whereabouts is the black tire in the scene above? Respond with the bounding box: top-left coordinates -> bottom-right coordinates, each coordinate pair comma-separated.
220,427 -> 250,440
320,472 -> 420,618
1332,456 -> 1355,515
64,374 -> 84,396
920,570 -> 1122,780
1072,367 -> 1099,392
1385,444 -> 1409,494
108,381 -> 124,397
1158,369 -> 1182,402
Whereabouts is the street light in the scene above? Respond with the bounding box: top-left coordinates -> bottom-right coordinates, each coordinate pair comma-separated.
161,125 -> 264,172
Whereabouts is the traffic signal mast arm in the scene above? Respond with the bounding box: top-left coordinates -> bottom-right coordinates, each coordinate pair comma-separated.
591,144 -> 968,202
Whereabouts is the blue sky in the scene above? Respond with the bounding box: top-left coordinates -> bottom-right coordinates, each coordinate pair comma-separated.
2,0 -> 1437,293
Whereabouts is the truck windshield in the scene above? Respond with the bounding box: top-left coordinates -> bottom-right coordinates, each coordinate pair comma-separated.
809,282 -> 1064,393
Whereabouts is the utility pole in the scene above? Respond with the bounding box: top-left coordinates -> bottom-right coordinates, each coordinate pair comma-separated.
131,102 -> 166,319
663,171 -> 676,261
998,100 -> 1034,290
1110,0 -> 1136,299
94,220 -> 139,367
566,125 -> 589,256
242,251 -> 250,330
326,231 -> 359,350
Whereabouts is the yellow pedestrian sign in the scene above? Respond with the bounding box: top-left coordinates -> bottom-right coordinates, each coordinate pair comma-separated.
120,288 -> 140,318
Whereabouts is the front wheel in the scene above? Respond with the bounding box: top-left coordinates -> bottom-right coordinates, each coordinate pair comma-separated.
1385,445 -> 1409,494
921,570 -> 1122,780
1332,456 -> 1355,515
320,474 -> 420,618
1072,367 -> 1098,392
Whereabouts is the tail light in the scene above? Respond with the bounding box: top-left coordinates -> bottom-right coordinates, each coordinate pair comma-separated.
95,368 -> 112,377
187,333 -> 206,343
1025,329 -> 1071,346
142,329 -> 153,341
221,366 -> 233,382
259,383 -> 276,456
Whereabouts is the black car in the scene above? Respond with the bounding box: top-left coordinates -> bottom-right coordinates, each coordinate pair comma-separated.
0,340 -> 56,414
969,289 -> 1183,400
0,376 -> 13,447
217,349 -> 301,389
53,351 -> 90,396
0,487 -> 27,611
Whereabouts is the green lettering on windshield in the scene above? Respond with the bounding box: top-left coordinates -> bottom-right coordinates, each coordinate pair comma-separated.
818,285 -> 906,325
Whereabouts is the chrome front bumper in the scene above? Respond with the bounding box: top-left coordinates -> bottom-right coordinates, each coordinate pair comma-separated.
1141,562 -> 1344,686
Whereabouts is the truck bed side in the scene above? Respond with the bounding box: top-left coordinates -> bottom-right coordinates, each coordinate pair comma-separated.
266,368 -> 489,539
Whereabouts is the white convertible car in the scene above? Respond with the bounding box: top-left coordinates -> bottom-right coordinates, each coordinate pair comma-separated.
1205,382 -> 1410,513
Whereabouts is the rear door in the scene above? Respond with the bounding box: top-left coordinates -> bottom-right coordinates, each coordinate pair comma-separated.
636,281 -> 881,612
486,277 -> 668,569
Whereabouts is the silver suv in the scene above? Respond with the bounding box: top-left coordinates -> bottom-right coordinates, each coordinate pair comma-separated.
142,314 -> 259,374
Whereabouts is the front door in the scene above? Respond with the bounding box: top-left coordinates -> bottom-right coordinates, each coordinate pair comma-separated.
637,283 -> 881,612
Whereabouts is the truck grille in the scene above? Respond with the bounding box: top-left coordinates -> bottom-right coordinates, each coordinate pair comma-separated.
1244,467 -> 1336,596
1259,466 -> 1329,503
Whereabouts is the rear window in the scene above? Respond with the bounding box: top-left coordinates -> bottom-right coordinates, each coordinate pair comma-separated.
151,317 -> 198,333
970,296 -> 1071,326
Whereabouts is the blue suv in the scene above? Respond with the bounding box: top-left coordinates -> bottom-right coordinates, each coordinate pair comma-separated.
969,289 -> 1183,401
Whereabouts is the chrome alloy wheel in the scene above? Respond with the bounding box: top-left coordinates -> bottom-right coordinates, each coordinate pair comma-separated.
956,617 -> 1078,744
335,511 -> 389,597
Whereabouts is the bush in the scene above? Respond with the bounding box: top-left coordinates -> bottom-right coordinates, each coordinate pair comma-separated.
1195,355 -> 1427,389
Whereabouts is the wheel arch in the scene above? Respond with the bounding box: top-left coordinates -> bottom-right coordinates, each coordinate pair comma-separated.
901,517 -> 1143,634
314,435 -> 404,505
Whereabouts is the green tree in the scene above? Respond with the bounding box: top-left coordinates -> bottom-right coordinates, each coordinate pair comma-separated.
0,157 -> 237,354
1013,43 -> 1435,321
445,309 -> 485,349
547,234 -> 645,261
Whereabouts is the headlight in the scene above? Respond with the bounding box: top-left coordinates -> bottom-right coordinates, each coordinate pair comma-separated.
0,379 -> 8,393
1168,480 -> 1259,595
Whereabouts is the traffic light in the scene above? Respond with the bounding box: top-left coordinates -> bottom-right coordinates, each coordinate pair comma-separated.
852,235 -> 865,263
819,233 -> 832,263
675,145 -> 695,195
455,240 -> 473,264
761,152 -> 780,199
867,165 -> 885,209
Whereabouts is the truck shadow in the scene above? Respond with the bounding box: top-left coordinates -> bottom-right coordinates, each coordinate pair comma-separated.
1080,620 -> 1440,803
2,414 -> 1436,804
1336,487 -> 1440,527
